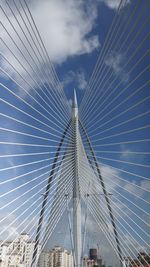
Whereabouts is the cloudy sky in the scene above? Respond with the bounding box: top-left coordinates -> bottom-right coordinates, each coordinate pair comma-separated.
0,0 -> 150,266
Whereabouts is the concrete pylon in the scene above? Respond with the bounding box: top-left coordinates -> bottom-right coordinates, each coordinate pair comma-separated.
72,89 -> 82,267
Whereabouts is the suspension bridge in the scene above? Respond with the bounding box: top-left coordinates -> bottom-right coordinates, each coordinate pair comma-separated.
0,0 -> 150,267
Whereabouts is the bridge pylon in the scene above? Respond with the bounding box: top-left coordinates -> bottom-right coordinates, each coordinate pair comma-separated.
72,89 -> 82,267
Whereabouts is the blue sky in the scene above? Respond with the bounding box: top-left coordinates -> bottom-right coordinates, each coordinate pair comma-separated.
0,0 -> 150,266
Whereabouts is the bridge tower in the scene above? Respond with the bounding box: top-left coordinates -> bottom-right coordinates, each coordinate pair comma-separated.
72,90 -> 82,267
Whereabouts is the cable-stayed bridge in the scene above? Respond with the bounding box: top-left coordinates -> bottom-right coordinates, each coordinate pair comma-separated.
0,0 -> 150,267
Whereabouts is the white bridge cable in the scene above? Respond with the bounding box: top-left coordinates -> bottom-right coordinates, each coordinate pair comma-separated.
79,158 -> 150,232
87,207 -> 126,265
0,149 -> 149,159
17,0 -> 71,118
90,159 -> 150,195
0,141 -> 73,148
0,154 -> 74,248
80,156 -> 150,225
78,133 -> 149,258
94,182 -> 150,246
0,153 -> 74,229
84,102 -> 150,138
81,187 -> 150,267
81,192 -> 89,264
0,82 -> 73,139
0,150 -> 74,200
0,161 -> 74,229
0,19 -> 66,122
95,159 -> 149,182
31,172 -> 74,264
84,34 -> 150,129
80,170 -> 149,249
32,204 -> 70,266
79,0 -> 139,114
36,199 -> 69,264
0,124 -> 73,148
86,150 -> 150,169
0,146 -> 74,187
81,194 -> 147,267
22,0 -> 71,114
79,160 -> 149,181
0,151 -> 74,158
5,0 -> 69,118
79,153 -> 150,204
81,197 -> 139,266
81,46 -> 150,128
41,185 -> 72,245
40,193 -> 72,248
83,139 -> 150,148
79,172 -> 149,265
66,196 -> 76,267
79,152 -> 150,221
82,85 -> 150,135
82,208 -> 126,265
84,123 -> 150,146
82,88 -> 149,136
0,60 -> 71,133
81,150 -> 150,156
81,44 -> 150,126
8,159 -> 73,260
0,154 -> 74,214
41,168 -> 73,243
80,190 -> 132,263
1,2 -> 70,121
0,49 -> 69,131
2,170 -> 73,264
0,127 -> 74,149
80,1 -> 150,121
0,104 -> 73,142
2,24 -> 69,126
79,0 -> 127,112
82,38 -> 149,128
18,0 -> 59,89
78,151 -> 108,228
82,64 -> 149,135
0,159 -> 71,215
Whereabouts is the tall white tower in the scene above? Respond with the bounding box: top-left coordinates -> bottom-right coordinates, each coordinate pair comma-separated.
72,89 -> 82,267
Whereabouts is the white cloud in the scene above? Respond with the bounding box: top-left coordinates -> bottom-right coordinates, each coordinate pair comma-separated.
61,69 -> 87,90
1,0 -> 131,96
76,70 -> 87,90
124,181 -> 144,198
1,0 -> 99,94
97,0 -> 130,10
121,149 -> 132,159
30,0 -> 99,63
104,52 -> 129,82
101,164 -> 124,193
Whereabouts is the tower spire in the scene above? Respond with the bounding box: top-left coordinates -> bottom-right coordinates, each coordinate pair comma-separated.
72,88 -> 78,109
72,89 -> 78,119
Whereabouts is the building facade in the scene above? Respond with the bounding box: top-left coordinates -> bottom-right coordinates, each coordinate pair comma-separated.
38,247 -> 73,267
0,233 -> 40,267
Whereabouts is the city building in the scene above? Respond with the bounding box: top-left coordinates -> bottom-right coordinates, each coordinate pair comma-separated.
38,246 -> 73,267
0,233 -> 40,267
37,250 -> 51,267
124,253 -> 150,267
83,248 -> 103,267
